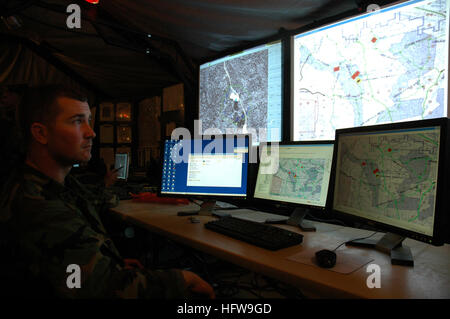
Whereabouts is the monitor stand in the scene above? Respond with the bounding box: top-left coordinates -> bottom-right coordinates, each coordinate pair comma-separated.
177,200 -> 216,217
286,207 -> 316,232
346,232 -> 414,267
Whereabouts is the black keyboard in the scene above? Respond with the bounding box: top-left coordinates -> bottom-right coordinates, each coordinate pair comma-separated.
204,217 -> 303,250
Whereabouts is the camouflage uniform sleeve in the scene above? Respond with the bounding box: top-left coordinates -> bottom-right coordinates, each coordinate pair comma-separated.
13,196 -> 188,299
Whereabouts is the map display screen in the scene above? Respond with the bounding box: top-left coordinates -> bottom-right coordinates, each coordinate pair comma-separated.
254,143 -> 334,208
333,126 -> 441,236
292,0 -> 449,141
199,41 -> 283,145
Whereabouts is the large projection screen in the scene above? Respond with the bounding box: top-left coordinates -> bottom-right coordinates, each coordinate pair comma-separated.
292,0 -> 449,141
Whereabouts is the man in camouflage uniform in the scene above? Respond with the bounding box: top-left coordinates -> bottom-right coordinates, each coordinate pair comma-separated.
0,85 -> 215,298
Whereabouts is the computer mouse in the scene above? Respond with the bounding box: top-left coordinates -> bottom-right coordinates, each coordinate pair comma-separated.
315,249 -> 337,268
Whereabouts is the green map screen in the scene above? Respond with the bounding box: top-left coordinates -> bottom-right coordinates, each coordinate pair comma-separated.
254,143 -> 334,208
292,0 -> 449,141
333,126 -> 441,237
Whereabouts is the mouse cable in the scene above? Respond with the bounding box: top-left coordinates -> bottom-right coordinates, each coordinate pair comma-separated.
331,231 -> 378,252
188,198 -> 202,207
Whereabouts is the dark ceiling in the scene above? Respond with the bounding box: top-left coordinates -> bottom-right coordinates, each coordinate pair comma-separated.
0,0 -> 395,100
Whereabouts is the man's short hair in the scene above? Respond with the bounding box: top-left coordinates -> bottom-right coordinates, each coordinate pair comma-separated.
17,85 -> 88,147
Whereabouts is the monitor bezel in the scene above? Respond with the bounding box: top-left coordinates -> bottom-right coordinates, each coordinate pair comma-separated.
252,140 -> 335,213
158,133 -> 252,200
329,117 -> 449,246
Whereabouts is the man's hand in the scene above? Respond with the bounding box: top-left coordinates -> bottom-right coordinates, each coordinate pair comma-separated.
104,165 -> 119,187
181,270 -> 215,299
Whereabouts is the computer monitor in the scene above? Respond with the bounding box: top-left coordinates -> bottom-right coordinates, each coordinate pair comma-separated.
114,153 -> 129,180
291,0 -> 449,141
330,117 -> 450,265
253,141 -> 334,230
199,40 -> 283,145
160,135 -> 250,215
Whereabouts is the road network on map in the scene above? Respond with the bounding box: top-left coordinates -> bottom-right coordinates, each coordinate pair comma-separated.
334,130 -> 439,233
199,50 -> 268,140
269,158 -> 326,202
294,0 -> 447,140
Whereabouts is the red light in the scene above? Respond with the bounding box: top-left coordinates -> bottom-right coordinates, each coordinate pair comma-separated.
85,0 -> 99,4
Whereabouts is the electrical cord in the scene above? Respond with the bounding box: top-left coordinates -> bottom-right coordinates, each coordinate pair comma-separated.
188,198 -> 202,207
331,231 -> 378,252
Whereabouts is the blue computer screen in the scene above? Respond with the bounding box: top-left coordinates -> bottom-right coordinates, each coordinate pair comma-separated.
161,136 -> 249,197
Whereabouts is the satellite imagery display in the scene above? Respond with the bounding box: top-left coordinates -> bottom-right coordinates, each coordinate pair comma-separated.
200,41 -> 282,144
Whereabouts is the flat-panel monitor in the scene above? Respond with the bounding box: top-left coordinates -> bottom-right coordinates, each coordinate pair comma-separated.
160,135 -> 249,198
253,141 -> 334,230
331,118 -> 449,265
292,0 -> 449,141
114,153 -> 129,180
199,40 -> 283,145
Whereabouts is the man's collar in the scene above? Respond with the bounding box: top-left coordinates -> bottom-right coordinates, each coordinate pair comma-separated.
22,164 -> 69,194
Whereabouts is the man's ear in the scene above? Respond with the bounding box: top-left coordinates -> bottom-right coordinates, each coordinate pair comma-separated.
30,122 -> 49,145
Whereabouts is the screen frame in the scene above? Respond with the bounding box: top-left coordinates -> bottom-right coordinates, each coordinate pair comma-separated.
252,140 -> 335,214
158,133 -> 252,200
329,117 -> 450,246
